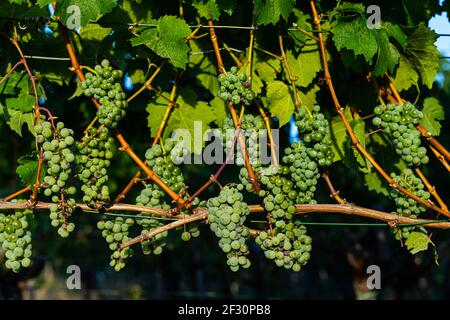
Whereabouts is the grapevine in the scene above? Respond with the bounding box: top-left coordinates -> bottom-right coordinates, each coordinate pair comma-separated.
0,0 -> 448,287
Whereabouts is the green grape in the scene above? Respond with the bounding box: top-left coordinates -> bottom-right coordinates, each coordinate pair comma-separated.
390,168 -> 431,243
255,165 -> 312,271
207,185 -> 251,272
98,216 -> 134,271
283,142 -> 320,204
76,126 -> 113,207
0,209 -> 33,273
82,59 -> 127,129
372,102 -> 428,167
294,105 -> 334,167
34,118 -> 77,236
218,68 -> 255,106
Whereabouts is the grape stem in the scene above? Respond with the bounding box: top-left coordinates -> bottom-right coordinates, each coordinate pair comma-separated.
207,19 -> 261,193
309,0 -> 450,218
322,173 -> 346,204
0,60 -> 23,85
126,61 -> 166,103
2,186 -> 31,201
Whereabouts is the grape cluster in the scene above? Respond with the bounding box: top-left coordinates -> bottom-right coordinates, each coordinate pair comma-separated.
390,168 -> 430,241
283,142 -> 320,204
97,217 -> 134,272
144,139 -> 187,195
0,210 -> 33,273
76,127 -> 114,207
135,183 -> 170,256
218,66 -> 255,106
255,222 -> 312,272
295,105 -> 334,167
222,114 -> 267,192
81,59 -> 127,128
207,185 -> 251,271
257,166 -> 312,271
35,119 -> 77,235
372,103 -> 428,166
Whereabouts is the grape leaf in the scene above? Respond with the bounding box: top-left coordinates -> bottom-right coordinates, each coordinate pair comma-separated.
209,96 -> 227,127
330,115 -> 347,162
4,94 -> 35,112
364,171 -> 388,196
405,231 -> 432,255
192,0 -> 237,20
298,85 -> 319,111
16,154 -> 42,187
332,15 -> 378,63
4,109 -> 35,137
392,55 -> 419,92
55,0 -> 116,28
253,0 -> 295,25
170,89 -> 216,153
371,23 -> 406,76
131,16 -> 191,69
255,56 -> 281,83
189,41 -> 219,95
0,71 -> 29,95
396,23 -> 440,89
350,119 -> 369,170
286,40 -> 322,88
421,97 -> 445,136
266,81 -> 294,128
79,24 -> 112,42
288,8 -> 311,47
147,94 -> 168,138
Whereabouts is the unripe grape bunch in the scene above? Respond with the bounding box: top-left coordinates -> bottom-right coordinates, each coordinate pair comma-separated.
390,168 -> 430,241
81,59 -> 127,129
35,118 -> 77,237
75,127 -> 114,208
97,217 -> 135,272
207,184 -> 252,272
295,105 -> 334,167
283,142 -> 320,204
218,66 -> 255,106
372,102 -> 428,167
0,210 -> 33,273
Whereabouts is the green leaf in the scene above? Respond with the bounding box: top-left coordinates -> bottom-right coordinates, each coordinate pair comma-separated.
147,95 -> 168,138
131,16 -> 191,69
79,23 -> 112,42
209,96 -> 227,127
371,23 -> 407,76
16,154 -> 40,187
192,0 -> 236,20
298,85 -> 319,111
288,8 -> 311,47
266,81 -> 294,127
286,40 -> 322,87
4,94 -> 35,112
364,171 -> 389,196
350,119 -> 368,169
392,55 -> 419,92
332,15 -> 377,63
0,70 -> 29,95
421,97 -> 445,136
4,109 -> 35,137
255,56 -> 281,83
189,41 -> 219,95
170,89 -> 216,153
55,0 -> 116,28
405,231 -> 432,254
330,115 -> 347,162
253,0 -> 295,25
397,23 -> 440,89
